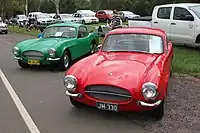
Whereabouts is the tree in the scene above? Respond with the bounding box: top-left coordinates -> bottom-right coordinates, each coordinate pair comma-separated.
50,0 -> 60,14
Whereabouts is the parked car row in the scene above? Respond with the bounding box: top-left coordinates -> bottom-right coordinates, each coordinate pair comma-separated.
12,21 -> 173,120
8,9 -> 139,28
95,10 -> 140,22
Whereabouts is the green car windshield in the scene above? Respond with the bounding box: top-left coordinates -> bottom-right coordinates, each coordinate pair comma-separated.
43,26 -> 77,38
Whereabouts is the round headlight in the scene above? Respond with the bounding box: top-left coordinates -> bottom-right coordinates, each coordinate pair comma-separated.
12,47 -> 19,56
64,75 -> 77,92
48,48 -> 56,57
142,82 -> 158,99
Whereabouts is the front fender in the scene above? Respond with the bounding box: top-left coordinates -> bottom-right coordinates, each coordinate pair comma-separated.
88,32 -> 99,45
139,64 -> 167,100
55,41 -> 77,57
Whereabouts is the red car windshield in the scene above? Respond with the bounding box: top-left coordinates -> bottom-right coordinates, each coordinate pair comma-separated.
101,34 -> 164,54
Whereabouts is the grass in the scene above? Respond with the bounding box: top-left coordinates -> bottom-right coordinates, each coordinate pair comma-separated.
8,24 -> 200,78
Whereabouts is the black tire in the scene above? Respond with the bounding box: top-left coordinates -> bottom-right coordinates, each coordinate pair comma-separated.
70,97 -> 83,108
90,41 -> 97,54
82,20 -> 85,24
150,101 -> 164,120
18,60 -> 29,68
5,30 -> 8,34
58,50 -> 71,71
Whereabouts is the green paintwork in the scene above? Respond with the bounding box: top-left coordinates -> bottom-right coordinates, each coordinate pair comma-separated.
14,23 -> 99,65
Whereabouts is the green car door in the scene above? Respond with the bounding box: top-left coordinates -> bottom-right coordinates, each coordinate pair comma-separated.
76,26 -> 91,57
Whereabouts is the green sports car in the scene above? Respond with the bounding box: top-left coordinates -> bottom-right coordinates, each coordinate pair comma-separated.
12,23 -> 99,70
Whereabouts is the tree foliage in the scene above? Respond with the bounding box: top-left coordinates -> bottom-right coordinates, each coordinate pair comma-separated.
0,0 -> 199,18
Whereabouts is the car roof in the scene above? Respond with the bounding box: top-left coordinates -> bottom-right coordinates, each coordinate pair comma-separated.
47,23 -> 84,28
156,3 -> 200,8
107,27 -> 166,37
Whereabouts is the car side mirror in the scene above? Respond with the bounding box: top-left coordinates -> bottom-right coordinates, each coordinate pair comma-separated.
97,44 -> 102,50
184,15 -> 194,21
37,33 -> 43,38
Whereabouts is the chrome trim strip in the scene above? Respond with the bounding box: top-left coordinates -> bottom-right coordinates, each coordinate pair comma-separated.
137,100 -> 162,107
14,57 -> 21,60
65,90 -> 82,98
85,90 -> 132,98
47,58 -> 60,61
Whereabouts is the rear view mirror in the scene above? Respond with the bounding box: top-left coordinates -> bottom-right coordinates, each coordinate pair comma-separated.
97,44 -> 102,50
37,33 -> 43,38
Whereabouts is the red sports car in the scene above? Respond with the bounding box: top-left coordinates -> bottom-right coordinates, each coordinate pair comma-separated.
63,27 -> 173,120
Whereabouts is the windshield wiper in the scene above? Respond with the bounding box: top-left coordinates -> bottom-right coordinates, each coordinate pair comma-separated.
131,50 -> 155,55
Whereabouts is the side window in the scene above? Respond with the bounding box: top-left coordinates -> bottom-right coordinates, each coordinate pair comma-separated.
173,7 -> 194,21
78,26 -> 88,38
118,12 -> 124,16
157,7 -> 172,19
97,11 -> 104,14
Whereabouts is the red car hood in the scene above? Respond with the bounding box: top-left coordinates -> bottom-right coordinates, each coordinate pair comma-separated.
73,52 -> 160,91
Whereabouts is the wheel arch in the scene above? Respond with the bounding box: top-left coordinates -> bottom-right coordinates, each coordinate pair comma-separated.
61,47 -> 72,60
195,33 -> 200,43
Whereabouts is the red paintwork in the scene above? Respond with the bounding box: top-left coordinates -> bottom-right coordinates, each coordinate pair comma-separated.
66,27 -> 173,112
95,10 -> 113,21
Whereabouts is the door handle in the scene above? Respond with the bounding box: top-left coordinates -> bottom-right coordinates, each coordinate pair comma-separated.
154,21 -> 158,23
189,24 -> 193,28
171,23 -> 176,25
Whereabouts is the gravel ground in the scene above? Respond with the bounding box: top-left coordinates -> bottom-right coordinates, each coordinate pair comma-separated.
123,73 -> 200,133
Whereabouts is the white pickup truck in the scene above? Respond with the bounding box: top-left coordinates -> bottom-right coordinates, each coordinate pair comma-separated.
128,3 -> 200,47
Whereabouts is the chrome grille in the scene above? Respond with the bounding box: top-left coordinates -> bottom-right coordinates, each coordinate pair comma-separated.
85,85 -> 132,102
23,51 -> 44,60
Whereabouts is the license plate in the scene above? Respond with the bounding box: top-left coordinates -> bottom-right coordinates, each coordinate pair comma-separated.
96,102 -> 118,112
28,60 -> 40,65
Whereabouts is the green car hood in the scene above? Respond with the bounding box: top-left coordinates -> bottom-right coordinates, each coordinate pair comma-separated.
16,38 -> 75,52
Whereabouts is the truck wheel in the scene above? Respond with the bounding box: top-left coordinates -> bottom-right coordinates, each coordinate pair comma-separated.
18,60 -> 29,68
58,50 -> 71,71
5,30 -> 8,34
150,101 -> 164,120
70,97 -> 83,108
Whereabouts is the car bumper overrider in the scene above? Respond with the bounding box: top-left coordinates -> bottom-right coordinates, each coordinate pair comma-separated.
65,90 -> 162,112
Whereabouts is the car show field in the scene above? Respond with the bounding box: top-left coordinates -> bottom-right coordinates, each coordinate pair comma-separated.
1,4 -> 200,133
0,32 -> 200,133
0,0 -> 200,133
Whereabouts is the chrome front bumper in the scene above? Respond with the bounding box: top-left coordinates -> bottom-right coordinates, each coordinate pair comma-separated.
65,89 -> 161,107
65,90 -> 82,98
137,100 -> 162,107
14,57 -> 21,60
14,56 -> 60,61
47,58 -> 60,61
